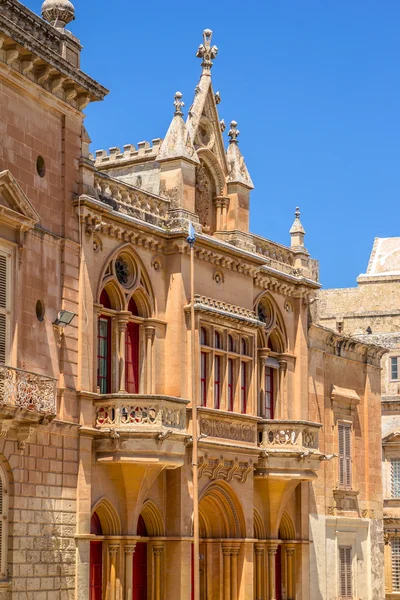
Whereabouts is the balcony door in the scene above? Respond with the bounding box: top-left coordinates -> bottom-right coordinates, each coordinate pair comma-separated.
126,321 -> 139,393
90,513 -> 103,600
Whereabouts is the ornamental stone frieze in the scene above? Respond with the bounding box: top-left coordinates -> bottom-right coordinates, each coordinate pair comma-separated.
198,454 -> 253,484
199,417 -> 257,444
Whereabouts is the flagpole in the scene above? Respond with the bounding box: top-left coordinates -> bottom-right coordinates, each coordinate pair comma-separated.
188,223 -> 200,600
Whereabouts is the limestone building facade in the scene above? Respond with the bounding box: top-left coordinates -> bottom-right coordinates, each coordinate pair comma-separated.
0,1 -> 386,599
319,237 -> 400,598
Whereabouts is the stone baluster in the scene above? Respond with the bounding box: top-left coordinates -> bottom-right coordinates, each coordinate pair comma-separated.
108,544 -> 119,600
145,326 -> 155,394
124,544 -> 136,600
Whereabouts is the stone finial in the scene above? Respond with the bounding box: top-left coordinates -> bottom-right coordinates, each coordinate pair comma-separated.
228,121 -> 240,144
220,119 -> 226,133
289,206 -> 306,248
196,29 -> 218,73
173,92 -> 185,117
42,0 -> 75,28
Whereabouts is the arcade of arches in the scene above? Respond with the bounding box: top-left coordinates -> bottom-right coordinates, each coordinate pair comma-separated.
88,482 -> 301,600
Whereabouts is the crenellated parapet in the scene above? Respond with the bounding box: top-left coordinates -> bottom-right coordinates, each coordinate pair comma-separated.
95,140 -> 164,167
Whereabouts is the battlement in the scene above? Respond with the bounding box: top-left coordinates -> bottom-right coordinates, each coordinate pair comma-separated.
95,139 -> 163,168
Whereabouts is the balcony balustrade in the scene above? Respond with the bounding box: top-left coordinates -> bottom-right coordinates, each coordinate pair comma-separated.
0,365 -> 57,421
93,394 -> 189,467
255,419 -> 323,480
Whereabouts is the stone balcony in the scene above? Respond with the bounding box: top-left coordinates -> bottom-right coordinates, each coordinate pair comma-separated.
93,394 -> 189,467
255,419 -> 323,480
0,365 -> 57,424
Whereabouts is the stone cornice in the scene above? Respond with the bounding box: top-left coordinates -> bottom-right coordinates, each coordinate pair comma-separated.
0,1 -> 108,108
309,323 -> 388,365
185,295 -> 262,327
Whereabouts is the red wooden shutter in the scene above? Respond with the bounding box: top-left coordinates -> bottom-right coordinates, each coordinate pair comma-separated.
126,322 -> 139,393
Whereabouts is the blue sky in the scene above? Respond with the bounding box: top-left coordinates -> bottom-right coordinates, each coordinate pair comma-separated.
26,1 -> 400,288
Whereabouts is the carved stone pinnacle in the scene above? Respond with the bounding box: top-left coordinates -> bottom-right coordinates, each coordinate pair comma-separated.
295,206 -> 300,219
196,29 -> 218,73
228,121 -> 240,144
173,91 -> 185,117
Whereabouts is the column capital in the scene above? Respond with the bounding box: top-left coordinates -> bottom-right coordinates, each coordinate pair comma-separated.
286,547 -> 295,557
124,544 -> 137,555
222,545 -> 232,556
215,195 -> 230,208
153,543 -> 164,556
254,543 -> 264,556
116,311 -> 131,329
109,544 -> 119,556
279,359 -> 288,373
266,542 -> 279,555
145,325 -> 156,341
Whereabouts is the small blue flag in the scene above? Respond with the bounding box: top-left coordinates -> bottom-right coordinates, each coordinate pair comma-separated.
187,222 -> 196,247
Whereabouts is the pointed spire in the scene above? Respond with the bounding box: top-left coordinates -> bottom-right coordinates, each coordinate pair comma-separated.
196,29 -> 218,74
290,206 -> 306,248
226,121 -> 253,189
158,92 -> 199,164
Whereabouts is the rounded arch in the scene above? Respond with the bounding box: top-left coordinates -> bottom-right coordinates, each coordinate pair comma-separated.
139,500 -> 165,537
91,497 -> 121,535
96,242 -> 155,315
198,481 -> 246,539
278,511 -> 296,541
253,508 -> 266,540
197,148 -> 226,195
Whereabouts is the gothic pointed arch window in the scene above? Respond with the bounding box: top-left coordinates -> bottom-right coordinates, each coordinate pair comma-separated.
195,161 -> 216,234
126,297 -> 140,393
98,289 -> 112,394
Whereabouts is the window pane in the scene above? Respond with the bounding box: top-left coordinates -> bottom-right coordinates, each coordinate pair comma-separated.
391,357 -> 399,380
228,359 -> 234,411
98,317 -> 111,394
126,322 -> 139,393
391,460 -> 400,498
214,356 -> 221,409
265,367 -> 274,419
393,539 -> 400,592
201,352 -> 207,407
241,362 -> 247,413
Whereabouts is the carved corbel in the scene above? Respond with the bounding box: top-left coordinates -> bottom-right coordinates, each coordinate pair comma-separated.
6,46 -> 19,67
37,65 -> 51,86
50,75 -> 66,94
17,425 -> 35,451
21,58 -> 34,75
77,93 -> 91,111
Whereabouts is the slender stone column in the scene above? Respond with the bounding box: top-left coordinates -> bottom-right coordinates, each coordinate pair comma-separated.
108,545 -> 119,600
124,544 -> 136,600
153,544 -> 164,600
279,360 -> 287,419
255,543 -> 264,600
286,546 -> 295,600
267,544 -> 278,600
222,546 -> 231,600
259,359 -> 266,417
220,197 -> 230,231
145,326 -> 155,394
117,313 -> 130,393
214,197 -> 222,230
230,545 -> 240,600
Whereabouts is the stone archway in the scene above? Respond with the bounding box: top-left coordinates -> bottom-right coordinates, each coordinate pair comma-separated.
196,482 -> 246,600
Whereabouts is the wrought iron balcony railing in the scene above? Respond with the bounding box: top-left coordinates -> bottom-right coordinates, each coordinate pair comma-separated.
0,365 -> 57,416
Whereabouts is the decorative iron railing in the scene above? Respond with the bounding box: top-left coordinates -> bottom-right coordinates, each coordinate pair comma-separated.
0,365 -> 57,415
95,395 -> 188,431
